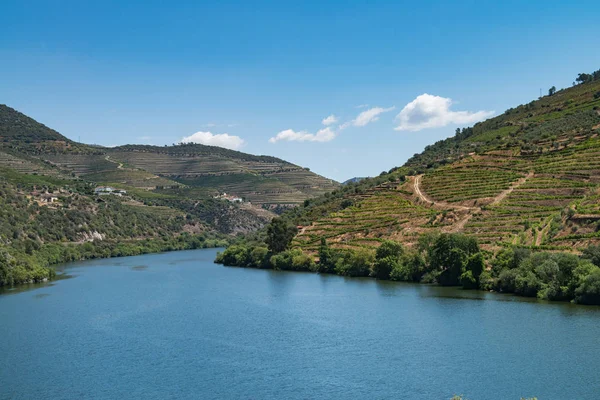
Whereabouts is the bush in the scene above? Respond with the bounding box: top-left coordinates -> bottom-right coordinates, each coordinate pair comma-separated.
317,238 -> 338,273
460,270 -> 477,289
270,249 -> 314,271
429,234 -> 480,286
514,271 -> 542,297
292,252 -> 316,271
575,269 -> 600,305
390,252 -> 426,282
335,248 -> 374,277
215,245 -> 250,266
249,247 -> 269,268
372,241 -> 404,279
372,256 -> 398,280
478,270 -> 495,291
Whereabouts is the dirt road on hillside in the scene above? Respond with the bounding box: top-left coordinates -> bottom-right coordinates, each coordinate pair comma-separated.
412,171 -> 534,233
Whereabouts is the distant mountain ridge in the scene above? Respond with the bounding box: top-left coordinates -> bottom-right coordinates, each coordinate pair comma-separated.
342,177 -> 367,185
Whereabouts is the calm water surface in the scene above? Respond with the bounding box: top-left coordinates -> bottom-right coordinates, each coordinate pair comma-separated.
1,248 -> 599,400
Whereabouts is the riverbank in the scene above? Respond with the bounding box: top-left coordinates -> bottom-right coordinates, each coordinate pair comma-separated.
214,235 -> 600,305
0,233 -> 229,287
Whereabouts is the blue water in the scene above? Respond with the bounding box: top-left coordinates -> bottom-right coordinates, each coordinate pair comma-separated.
1,248 -> 599,400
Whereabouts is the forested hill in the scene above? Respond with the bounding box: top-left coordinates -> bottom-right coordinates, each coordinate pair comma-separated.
280,69 -> 600,253
0,105 -> 68,142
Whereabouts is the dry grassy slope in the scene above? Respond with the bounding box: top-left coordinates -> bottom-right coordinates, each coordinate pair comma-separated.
295,79 -> 600,253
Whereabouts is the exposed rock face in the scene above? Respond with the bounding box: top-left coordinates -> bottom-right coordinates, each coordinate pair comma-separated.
78,231 -> 105,243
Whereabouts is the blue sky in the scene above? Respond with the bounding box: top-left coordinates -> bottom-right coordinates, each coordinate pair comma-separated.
1,0 -> 599,181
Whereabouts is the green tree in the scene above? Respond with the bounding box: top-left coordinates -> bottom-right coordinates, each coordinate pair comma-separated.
372,241 -> 404,280
438,248 -> 467,286
548,86 -> 556,96
372,256 -> 397,280
391,252 -> 426,282
266,217 -> 298,254
375,240 -> 404,260
335,248 -> 374,277
461,252 -> 485,289
575,268 -> 600,305
249,247 -> 269,268
430,233 -> 479,286
317,237 -> 334,273
576,73 -> 592,84
581,244 -> 600,267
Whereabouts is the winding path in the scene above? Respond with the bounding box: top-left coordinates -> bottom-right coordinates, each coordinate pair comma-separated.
413,171 -> 534,233
105,155 -> 124,169
413,175 -> 472,211
490,171 -> 534,206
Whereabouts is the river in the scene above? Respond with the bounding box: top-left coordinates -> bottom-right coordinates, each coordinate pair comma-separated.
1,248 -> 599,399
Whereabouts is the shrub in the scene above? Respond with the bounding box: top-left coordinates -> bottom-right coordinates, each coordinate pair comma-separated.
390,252 -> 426,282
249,247 -> 269,268
292,252 -> 316,271
460,270 -> 477,289
335,248 -> 374,277
372,240 -> 404,279
575,269 -> 600,305
372,256 -> 397,280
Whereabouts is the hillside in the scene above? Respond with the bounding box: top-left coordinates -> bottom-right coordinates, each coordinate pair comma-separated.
215,69 -> 600,305
0,105 -> 338,208
287,72 -> 600,253
0,105 -> 340,286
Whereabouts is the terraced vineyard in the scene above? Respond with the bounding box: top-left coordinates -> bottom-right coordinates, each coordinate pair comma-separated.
420,164 -> 525,204
293,75 -> 600,253
0,104 -> 338,206
295,181 -> 443,252
105,147 -> 338,205
41,153 -> 117,175
0,150 -> 67,178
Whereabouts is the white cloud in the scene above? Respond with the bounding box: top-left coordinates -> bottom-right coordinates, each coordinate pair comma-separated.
395,94 -> 494,132
353,106 -> 395,127
269,127 -> 336,143
339,106 -> 395,129
268,105 -> 393,144
322,114 -> 338,126
355,104 -> 369,109
181,131 -> 245,150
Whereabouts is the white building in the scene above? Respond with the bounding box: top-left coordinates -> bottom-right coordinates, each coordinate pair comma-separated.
94,186 -> 114,195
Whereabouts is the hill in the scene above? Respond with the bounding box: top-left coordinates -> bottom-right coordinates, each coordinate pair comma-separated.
214,68 -> 600,305
291,71 -> 600,253
0,105 -> 338,286
342,177 -> 368,185
0,104 -> 338,208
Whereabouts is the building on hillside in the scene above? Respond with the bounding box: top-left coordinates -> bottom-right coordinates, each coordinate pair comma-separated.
94,186 -> 114,195
214,192 -> 244,203
41,194 -> 59,203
